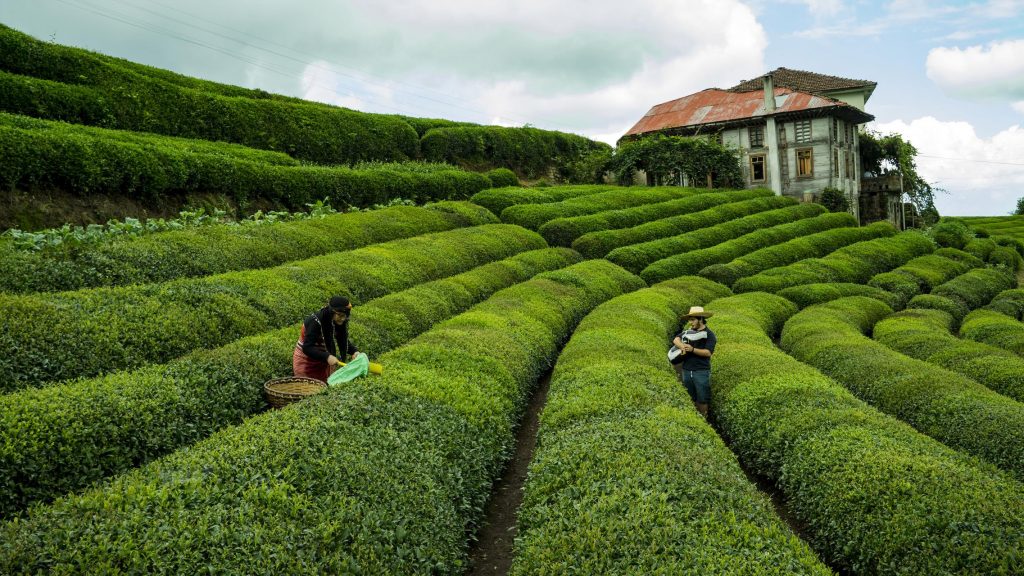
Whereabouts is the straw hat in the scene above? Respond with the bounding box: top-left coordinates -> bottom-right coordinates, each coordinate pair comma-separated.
682,306 -> 714,319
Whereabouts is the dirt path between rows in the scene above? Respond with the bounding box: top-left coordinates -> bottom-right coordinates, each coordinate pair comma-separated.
467,370 -> 552,576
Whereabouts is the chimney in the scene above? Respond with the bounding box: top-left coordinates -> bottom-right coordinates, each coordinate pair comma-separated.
763,73 -> 776,113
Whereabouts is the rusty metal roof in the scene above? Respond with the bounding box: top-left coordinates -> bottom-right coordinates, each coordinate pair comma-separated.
623,87 -> 873,137
728,67 -> 876,95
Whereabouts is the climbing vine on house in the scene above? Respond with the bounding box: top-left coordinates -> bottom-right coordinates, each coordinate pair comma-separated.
609,134 -> 743,188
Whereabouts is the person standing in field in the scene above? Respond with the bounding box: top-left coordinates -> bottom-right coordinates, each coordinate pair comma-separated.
293,296 -> 361,382
672,306 -> 717,418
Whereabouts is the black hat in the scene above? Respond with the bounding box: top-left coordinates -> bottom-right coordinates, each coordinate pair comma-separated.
329,296 -> 352,314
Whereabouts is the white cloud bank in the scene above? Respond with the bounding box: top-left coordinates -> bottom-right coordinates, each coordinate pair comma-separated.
874,117 -> 1024,216
926,39 -> 1024,100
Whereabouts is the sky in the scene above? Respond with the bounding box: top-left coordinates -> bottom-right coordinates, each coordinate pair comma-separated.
2,0 -> 1023,216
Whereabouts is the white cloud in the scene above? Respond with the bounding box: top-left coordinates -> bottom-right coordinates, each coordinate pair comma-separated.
802,0 -> 845,17
1013,101 -> 1024,114
873,117 -> 1024,216
926,39 -> 1024,100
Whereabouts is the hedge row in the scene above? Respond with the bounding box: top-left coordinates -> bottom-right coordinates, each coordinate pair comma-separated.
733,229 -> 934,294
0,202 -> 495,294
500,186 -> 698,231
604,201 -> 820,273
469,184 -> 618,215
960,308 -> 1024,356
646,212 -> 858,286
986,288 -> 1024,320
0,260 -> 643,573
536,188 -> 772,247
0,247 -> 580,519
709,292 -> 1024,574
873,308 -> 1024,403
777,282 -> 900,309
961,236 -> 1023,270
0,121 -> 490,209
510,276 -> 830,574
575,195 -> 797,260
866,251 -> 978,308
781,296 -> 1024,479
906,267 -> 1017,322
421,125 -> 610,179
0,224 -> 545,391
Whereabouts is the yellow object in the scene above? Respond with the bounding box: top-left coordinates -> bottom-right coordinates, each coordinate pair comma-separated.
339,359 -> 383,375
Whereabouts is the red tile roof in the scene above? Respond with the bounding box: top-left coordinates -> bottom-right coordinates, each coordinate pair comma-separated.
624,87 -> 873,137
728,67 -> 876,95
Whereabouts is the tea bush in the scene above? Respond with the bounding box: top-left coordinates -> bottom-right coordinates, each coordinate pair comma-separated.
985,288 -> 1024,320
0,224 -> 546,390
867,252 -> 977,308
960,308 -> 1024,356
469,184 -> 618,215
575,195 -> 798,260
0,260 -> 642,573
484,167 -> 519,188
710,293 -> 1024,574
500,187 -> 696,230
777,283 -> 900,309
510,277 -> 830,575
781,297 -> 1024,479
0,248 -> 580,518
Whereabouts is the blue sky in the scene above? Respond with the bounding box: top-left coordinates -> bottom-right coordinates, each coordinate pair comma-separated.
2,0 -> 1023,215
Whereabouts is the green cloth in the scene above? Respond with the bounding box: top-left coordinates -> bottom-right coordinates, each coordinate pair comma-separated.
327,354 -> 369,386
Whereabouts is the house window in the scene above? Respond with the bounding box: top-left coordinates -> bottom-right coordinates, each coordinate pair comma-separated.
795,120 -> 812,143
846,152 -> 855,180
714,132 -> 724,146
833,150 -> 840,178
797,148 -> 813,177
750,154 -> 766,182
749,125 -> 765,148
833,118 -> 839,143
846,123 -> 855,146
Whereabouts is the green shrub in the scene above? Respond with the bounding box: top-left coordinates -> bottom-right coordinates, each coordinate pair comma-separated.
867,253 -> 977,308
906,293 -> 971,322
964,237 -> 998,260
537,189 -> 772,247
930,219 -> 974,249
988,246 -> 1023,271
500,187 -> 696,230
510,277 -> 829,574
933,247 -> 985,267
961,308 -> 1024,356
484,167 -> 519,188
575,195 -> 798,260
782,296 -> 1024,479
0,260 -> 642,573
709,293 -> 1024,574
874,308 -> 1024,402
777,283 -> 900,309
604,202 -> 823,273
985,288 -> 1024,320
0,248 -> 580,518
0,224 -> 546,391
817,186 -> 849,212
469,184 -> 617,215
0,203 -> 494,293
733,229 -> 934,293
928,267 -> 1017,312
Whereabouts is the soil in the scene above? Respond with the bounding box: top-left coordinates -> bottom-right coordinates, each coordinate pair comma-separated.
466,370 -> 552,576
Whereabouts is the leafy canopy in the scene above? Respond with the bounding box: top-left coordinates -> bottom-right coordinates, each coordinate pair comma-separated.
610,134 -> 743,188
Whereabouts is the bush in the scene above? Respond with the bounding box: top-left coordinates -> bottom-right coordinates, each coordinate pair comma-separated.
867,253 -> 977,308
575,195 -> 798,260
0,203 -> 495,293
500,186 -> 696,230
930,219 -> 974,249
0,260 -> 643,573
817,186 -> 849,212
733,229 -> 934,294
645,212 -> 857,286
928,267 -> 1017,312
906,293 -> 971,322
510,277 -> 830,574
781,296 -> 1024,479
604,202 -> 824,273
777,283 -> 900,309
484,167 -> 519,188
986,288 -> 1024,320
709,292 -> 1024,574
0,248 -> 580,519
0,224 -> 547,391
537,189 -> 772,247
469,184 -> 617,215
961,308 -> 1024,356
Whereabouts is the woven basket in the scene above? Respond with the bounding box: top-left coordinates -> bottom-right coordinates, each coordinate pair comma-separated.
264,376 -> 327,409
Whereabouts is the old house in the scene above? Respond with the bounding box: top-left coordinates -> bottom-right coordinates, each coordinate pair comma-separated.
622,68 -> 892,224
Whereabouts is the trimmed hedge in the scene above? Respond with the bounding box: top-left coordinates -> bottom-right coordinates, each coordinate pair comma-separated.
510,277 -> 830,574
484,167 -> 519,188
961,308 -> 1024,356
0,224 -> 546,391
469,185 -> 618,215
0,260 -> 643,573
0,202 -> 495,293
986,288 -> 1024,320
576,195 -> 799,260
907,267 -> 1017,321
709,292 -> 1024,574
536,188 -> 772,247
867,252 -> 977,308
500,187 -> 698,231
0,120 -> 490,209
645,212 -> 858,285
0,248 -> 580,519
604,202 -> 822,273
781,296 -> 1024,479
777,283 -> 900,309
733,229 -> 934,294
874,308 -> 1024,402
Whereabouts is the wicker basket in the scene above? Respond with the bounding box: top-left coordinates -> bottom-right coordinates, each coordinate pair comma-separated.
264,376 -> 327,409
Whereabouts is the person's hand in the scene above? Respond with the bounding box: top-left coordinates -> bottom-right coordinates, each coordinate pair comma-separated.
350,352 -> 362,360
672,337 -> 683,348
682,344 -> 693,353
327,355 -> 340,366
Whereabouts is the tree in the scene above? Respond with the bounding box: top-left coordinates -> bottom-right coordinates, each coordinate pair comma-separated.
1014,197 -> 1024,216
609,134 -> 743,188
818,186 -> 850,213
860,130 -> 939,224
